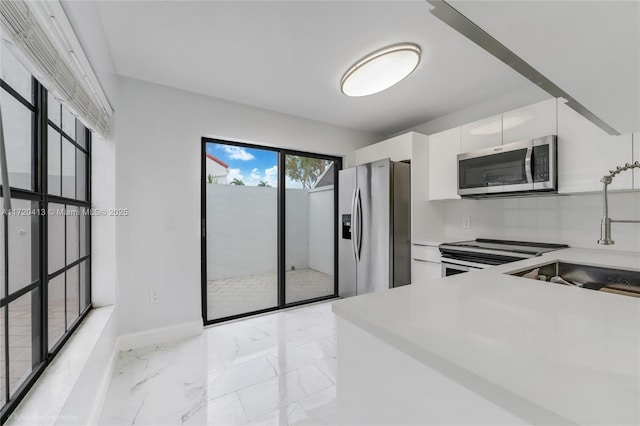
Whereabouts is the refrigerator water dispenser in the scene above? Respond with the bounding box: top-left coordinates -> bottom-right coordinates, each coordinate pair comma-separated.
341,214 -> 352,240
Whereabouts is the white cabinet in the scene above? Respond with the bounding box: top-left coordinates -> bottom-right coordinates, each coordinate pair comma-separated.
461,114 -> 502,153
411,244 -> 441,283
355,132 -> 413,165
412,259 -> 441,283
558,102 -> 633,193
411,133 -> 445,241
428,127 -> 461,200
461,99 -> 557,152
634,133 -> 639,189
502,98 -> 557,144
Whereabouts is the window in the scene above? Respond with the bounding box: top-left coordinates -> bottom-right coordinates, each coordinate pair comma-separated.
0,45 -> 92,422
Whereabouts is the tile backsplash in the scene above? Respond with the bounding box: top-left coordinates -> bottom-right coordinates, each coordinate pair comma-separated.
443,191 -> 640,253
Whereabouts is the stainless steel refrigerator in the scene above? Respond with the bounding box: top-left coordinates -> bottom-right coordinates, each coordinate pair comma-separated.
338,158 -> 411,297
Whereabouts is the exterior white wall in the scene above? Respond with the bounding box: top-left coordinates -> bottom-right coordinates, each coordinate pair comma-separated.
206,185 -> 335,280
284,188 -> 310,272
308,186 -> 334,275
115,76 -> 376,334
205,158 -> 228,184
206,185 -> 280,280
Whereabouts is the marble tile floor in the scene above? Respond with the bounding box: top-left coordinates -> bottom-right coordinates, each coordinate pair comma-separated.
207,269 -> 334,321
99,301 -> 338,425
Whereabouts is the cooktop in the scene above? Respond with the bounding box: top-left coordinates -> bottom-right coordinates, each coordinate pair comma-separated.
438,239 -> 569,266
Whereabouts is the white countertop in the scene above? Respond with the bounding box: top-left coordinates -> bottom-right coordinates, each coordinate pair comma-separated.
333,248 -> 640,425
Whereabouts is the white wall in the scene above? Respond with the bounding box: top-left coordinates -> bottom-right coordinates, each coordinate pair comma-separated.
60,0 -> 119,307
207,184 -> 278,280
206,184 -> 334,280
115,76 -> 377,334
206,185 -> 311,280
285,188 -> 310,272
441,191 -> 640,252
308,186 -> 335,275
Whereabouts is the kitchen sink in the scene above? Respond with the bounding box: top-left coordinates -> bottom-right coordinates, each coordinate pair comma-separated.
507,261 -> 640,297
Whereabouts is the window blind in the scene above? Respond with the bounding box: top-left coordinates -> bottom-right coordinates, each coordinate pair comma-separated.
0,0 -> 113,137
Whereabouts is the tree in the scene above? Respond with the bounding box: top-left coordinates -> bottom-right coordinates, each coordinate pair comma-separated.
230,178 -> 245,186
258,181 -> 271,187
207,173 -> 214,184
285,156 -> 327,189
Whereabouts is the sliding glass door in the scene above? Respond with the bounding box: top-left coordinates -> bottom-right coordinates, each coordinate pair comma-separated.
203,142 -> 279,321
284,155 -> 336,304
201,139 -> 340,324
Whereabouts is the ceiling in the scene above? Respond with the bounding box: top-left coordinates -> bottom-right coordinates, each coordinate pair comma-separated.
93,0 -> 544,136
449,0 -> 640,135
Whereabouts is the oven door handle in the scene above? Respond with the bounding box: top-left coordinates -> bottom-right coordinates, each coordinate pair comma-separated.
525,147 -> 534,184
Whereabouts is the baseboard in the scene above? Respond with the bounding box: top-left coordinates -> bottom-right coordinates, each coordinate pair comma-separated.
117,320 -> 203,352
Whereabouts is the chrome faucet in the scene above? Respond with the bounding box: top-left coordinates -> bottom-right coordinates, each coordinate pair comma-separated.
598,161 -> 640,245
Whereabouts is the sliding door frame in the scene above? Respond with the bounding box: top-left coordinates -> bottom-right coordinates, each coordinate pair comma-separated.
201,137 -> 342,325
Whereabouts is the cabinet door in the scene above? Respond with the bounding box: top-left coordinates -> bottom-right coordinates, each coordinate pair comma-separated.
503,98 -> 557,144
411,259 -> 441,283
461,114 -> 502,153
411,133 -> 428,233
429,127 -> 461,201
558,103 -> 633,193
634,133 -> 639,189
355,133 -> 412,165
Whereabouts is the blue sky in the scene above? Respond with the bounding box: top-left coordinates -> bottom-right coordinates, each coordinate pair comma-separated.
206,142 -> 302,188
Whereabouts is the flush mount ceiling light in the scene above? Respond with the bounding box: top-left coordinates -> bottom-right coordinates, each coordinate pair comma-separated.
341,43 -> 421,97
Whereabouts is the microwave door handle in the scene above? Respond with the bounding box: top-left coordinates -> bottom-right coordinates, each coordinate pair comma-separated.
525,147 -> 533,183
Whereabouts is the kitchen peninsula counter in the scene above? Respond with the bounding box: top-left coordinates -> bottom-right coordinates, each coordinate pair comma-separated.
333,248 -> 640,425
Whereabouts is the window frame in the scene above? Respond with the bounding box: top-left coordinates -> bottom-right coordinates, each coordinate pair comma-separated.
0,63 -> 92,423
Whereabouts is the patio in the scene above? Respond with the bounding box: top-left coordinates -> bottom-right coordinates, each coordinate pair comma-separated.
207,268 -> 334,321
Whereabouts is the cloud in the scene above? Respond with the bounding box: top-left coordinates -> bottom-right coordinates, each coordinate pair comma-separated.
227,168 -> 243,183
221,146 -> 254,161
265,165 -> 278,187
245,168 -> 263,186
224,165 -> 304,188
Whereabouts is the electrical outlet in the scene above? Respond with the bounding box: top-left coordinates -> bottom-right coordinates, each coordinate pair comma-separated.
462,217 -> 471,229
163,217 -> 175,232
149,290 -> 159,304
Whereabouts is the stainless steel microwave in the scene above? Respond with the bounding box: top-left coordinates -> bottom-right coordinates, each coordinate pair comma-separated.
457,135 -> 557,197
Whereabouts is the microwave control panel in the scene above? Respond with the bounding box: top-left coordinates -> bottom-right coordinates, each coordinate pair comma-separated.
532,145 -> 550,182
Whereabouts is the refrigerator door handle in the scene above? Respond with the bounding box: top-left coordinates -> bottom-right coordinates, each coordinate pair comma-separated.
355,187 -> 363,261
351,187 -> 359,262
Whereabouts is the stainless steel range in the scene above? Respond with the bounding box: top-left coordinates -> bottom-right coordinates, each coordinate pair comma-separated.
438,239 -> 568,277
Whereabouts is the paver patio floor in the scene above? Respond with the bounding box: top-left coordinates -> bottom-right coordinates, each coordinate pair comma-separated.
207,268 -> 334,320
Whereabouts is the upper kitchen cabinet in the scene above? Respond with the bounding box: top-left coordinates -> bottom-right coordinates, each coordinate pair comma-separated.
429,127 -> 461,201
502,98 -> 557,144
460,114 -> 501,153
558,102 -> 633,193
634,133 -> 640,189
411,133 -> 444,242
355,132 -> 413,165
